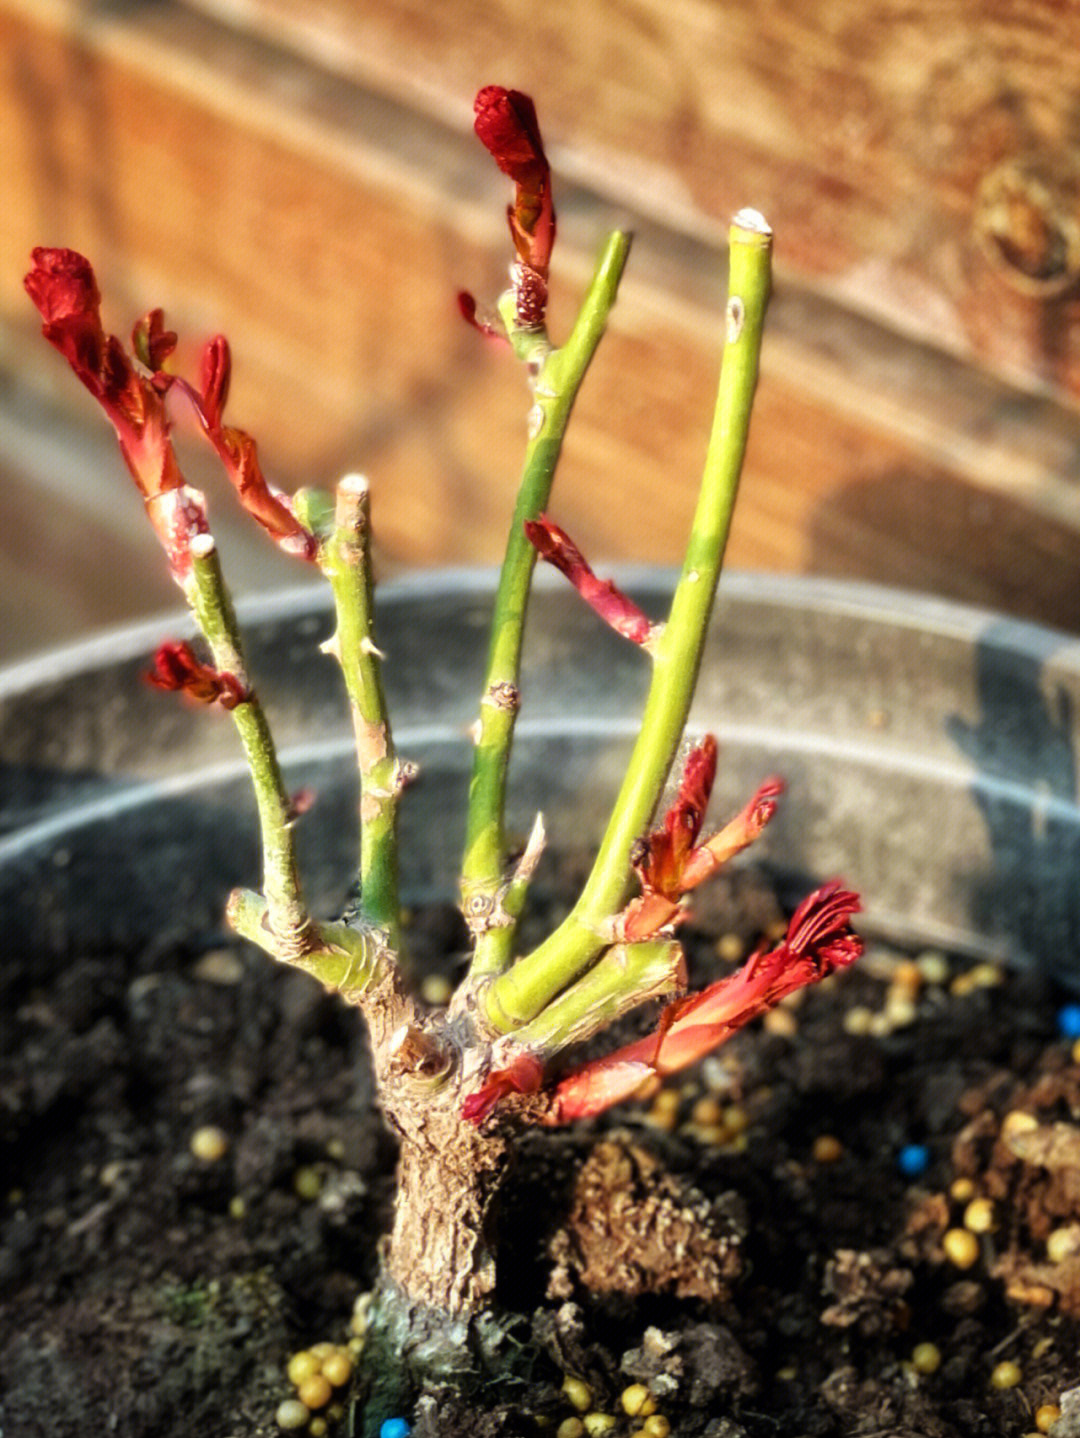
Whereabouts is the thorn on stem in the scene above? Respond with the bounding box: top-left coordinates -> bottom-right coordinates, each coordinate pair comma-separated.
394,759 -> 420,793
510,812 -> 546,887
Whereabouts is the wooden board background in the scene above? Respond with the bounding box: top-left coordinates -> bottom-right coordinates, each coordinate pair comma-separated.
3,0 -> 1080,658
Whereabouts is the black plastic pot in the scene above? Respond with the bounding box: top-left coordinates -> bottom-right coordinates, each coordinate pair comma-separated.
2,569 -> 1079,991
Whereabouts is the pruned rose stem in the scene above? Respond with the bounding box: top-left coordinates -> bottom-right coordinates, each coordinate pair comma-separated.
23,245 -> 317,959
185,536 -> 313,958
461,229 -> 631,980
482,211 -> 774,1032
320,473 -> 406,945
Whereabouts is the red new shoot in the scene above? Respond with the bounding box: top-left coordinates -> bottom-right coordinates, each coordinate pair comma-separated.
462,85 -> 556,332
24,249 -> 317,575
617,738 -> 783,941
23,248 -> 201,580
174,336 -> 318,561
525,514 -> 658,645
546,881 -> 863,1122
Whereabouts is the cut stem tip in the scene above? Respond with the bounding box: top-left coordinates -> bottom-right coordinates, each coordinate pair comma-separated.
732,207 -> 772,237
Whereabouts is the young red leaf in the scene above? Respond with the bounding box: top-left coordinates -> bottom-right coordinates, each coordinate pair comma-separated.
634,736 -> 718,898
176,347 -> 317,562
615,754 -> 781,943
473,86 -> 556,328
678,775 -> 785,892
25,250 -> 183,498
474,86 -> 548,189
657,880 -> 862,1047
145,640 -> 249,709
24,248 -> 204,578
545,882 -> 862,1122
214,425 -> 317,559
542,1057 -> 656,1123
461,1051 -> 544,1124
24,246 -> 99,329
457,290 -> 510,344
200,334 -> 231,430
525,515 -> 656,645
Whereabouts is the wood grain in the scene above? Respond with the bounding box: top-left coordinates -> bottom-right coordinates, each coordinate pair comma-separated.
3,0 -> 1080,659
183,0 -> 1080,403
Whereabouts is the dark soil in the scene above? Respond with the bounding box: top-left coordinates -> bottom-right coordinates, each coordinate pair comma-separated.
3,865 -> 1080,1438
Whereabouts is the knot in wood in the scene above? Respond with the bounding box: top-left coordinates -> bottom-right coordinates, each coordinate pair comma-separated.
975,157 -> 1080,297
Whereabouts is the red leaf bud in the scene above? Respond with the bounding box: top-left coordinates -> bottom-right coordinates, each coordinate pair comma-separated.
145,641 -> 249,709
132,309 -> 177,371
473,86 -> 556,328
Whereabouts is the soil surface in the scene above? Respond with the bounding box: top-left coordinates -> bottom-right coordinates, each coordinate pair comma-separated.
3,864 -> 1080,1437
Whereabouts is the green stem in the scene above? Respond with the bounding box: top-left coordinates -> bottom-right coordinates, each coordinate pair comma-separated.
506,938 -> 683,1056
483,211 -> 773,1032
186,535 -> 312,957
321,475 -> 404,945
227,888 -> 384,1001
461,230 -> 631,978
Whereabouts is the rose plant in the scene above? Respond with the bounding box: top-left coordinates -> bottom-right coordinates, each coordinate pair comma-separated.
24,86 -> 861,1428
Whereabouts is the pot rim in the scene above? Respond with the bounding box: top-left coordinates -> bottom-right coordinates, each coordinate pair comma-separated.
2,566 -> 1077,698
5,566 -> 1080,982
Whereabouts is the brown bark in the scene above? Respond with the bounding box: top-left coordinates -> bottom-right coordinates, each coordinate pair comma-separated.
357,1076 -> 522,1427
380,1093 -> 509,1314
340,954 -> 513,1321
360,1105 -> 527,1434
